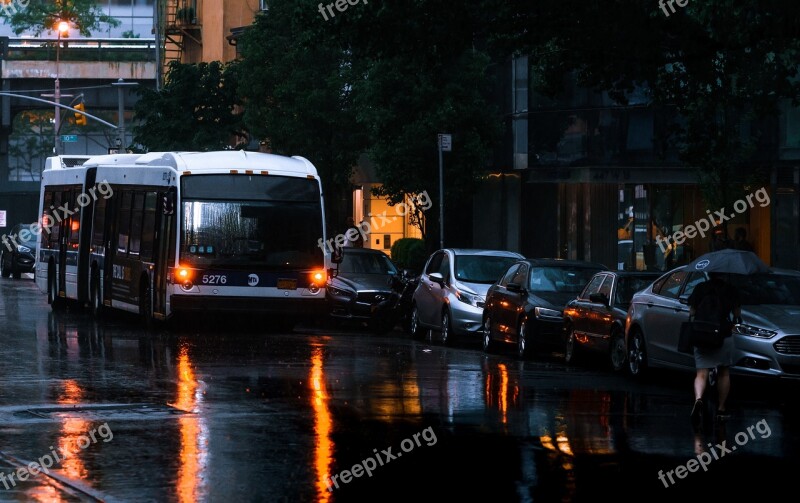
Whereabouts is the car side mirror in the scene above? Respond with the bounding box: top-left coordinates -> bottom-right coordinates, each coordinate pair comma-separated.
331,245 -> 343,264
679,296 -> 689,305
589,292 -> 609,305
429,272 -> 445,285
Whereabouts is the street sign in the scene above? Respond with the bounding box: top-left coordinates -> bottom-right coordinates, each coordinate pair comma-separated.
61,134 -> 78,143
438,134 -> 452,152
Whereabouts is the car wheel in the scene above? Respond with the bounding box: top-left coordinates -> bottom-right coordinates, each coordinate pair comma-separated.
440,309 -> 455,345
609,327 -> 626,372
410,305 -> 424,339
482,316 -> 495,353
517,318 -> 530,359
628,329 -> 648,377
564,325 -> 578,364
0,253 -> 10,278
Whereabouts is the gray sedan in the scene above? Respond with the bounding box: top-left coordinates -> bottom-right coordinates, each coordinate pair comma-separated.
625,267 -> 800,379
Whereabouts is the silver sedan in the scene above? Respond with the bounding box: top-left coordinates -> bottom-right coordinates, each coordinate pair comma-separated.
625,267 -> 800,379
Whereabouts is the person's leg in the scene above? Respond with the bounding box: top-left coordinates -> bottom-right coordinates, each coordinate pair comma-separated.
716,366 -> 730,412
694,368 -> 708,401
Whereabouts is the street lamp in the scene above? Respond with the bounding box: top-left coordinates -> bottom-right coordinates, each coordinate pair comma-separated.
53,20 -> 70,155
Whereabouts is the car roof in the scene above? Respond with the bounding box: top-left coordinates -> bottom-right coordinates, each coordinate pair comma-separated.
446,248 -> 525,258
521,258 -> 608,269
343,248 -> 390,256
607,271 -> 662,278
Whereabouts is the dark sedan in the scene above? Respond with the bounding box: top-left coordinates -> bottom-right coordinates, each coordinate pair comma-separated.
1,223 -> 37,279
482,259 -> 607,358
327,248 -> 403,333
562,271 -> 660,370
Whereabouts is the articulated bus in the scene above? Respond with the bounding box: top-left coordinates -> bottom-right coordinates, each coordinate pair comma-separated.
35,151 -> 329,324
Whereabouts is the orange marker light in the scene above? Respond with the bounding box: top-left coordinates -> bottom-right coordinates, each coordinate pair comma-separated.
311,270 -> 326,283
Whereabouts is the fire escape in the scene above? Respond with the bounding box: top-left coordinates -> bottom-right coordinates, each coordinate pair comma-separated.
161,0 -> 201,81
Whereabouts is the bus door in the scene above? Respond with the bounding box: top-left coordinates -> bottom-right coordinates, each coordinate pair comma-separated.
57,190 -> 72,297
77,168 -> 97,304
153,188 -> 175,318
103,188 -> 118,306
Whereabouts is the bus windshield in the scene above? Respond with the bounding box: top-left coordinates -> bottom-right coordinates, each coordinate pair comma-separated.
181,175 -> 324,270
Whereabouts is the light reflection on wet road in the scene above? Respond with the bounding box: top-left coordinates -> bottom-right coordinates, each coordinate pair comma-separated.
0,278 -> 797,501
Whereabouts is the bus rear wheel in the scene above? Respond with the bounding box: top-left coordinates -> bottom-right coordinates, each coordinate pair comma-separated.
140,279 -> 153,329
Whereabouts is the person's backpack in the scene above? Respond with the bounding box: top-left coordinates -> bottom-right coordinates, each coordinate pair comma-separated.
691,284 -> 732,349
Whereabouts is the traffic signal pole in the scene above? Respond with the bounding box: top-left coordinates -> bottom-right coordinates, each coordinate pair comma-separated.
0,92 -> 118,129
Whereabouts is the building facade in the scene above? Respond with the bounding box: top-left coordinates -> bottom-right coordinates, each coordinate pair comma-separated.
475,56 -> 797,272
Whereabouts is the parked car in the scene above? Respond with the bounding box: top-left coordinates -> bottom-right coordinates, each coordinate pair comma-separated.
482,259 -> 607,358
562,271 -> 660,369
327,248 -> 404,333
625,267 -> 800,379
1,223 -> 37,279
410,249 -> 525,344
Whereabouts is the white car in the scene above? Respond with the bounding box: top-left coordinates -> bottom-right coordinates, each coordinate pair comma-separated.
409,248 -> 524,344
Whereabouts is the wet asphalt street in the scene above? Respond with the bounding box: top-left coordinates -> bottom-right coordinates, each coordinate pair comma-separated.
0,276 -> 798,502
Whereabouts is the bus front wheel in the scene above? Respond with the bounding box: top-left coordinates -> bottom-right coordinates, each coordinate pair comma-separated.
48,263 -> 63,310
90,267 -> 103,317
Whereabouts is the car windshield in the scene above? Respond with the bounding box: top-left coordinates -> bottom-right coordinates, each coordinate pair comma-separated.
454,255 -> 519,284
529,266 -> 601,293
725,273 -> 800,306
339,252 -> 397,275
16,225 -> 37,248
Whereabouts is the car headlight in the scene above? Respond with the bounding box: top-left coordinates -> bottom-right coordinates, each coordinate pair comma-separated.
17,245 -> 31,253
327,285 -> 354,297
535,306 -> 562,319
455,289 -> 483,307
732,324 -> 778,339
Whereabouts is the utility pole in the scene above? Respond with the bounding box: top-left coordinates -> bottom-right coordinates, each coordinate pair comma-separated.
437,134 -> 452,249
53,21 -> 70,155
112,79 -> 138,151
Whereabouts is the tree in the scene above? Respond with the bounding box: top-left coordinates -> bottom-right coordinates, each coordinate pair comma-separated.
237,1 -> 367,233
488,0 -> 800,210
1,0 -> 120,36
236,0 -> 500,247
132,61 -> 246,152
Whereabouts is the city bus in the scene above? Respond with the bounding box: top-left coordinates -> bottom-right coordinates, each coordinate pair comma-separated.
35,151 -> 329,325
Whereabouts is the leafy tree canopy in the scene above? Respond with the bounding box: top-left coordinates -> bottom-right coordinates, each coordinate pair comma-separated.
132,61 -> 245,152
0,0 -> 120,36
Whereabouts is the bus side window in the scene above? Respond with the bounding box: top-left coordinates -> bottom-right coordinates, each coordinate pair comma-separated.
92,196 -> 107,253
140,192 -> 157,261
129,192 -> 145,257
117,191 -> 133,255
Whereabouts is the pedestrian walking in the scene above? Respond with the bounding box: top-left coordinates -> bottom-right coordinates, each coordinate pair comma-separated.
687,273 -> 742,429
344,217 -> 363,248
733,227 -> 754,252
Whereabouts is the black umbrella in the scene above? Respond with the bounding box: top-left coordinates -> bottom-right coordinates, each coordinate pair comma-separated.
686,249 -> 769,275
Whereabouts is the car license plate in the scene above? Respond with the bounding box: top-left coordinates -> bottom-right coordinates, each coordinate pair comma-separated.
277,279 -> 297,290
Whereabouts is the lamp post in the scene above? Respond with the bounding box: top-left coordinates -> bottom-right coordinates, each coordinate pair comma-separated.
53,20 -> 70,155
